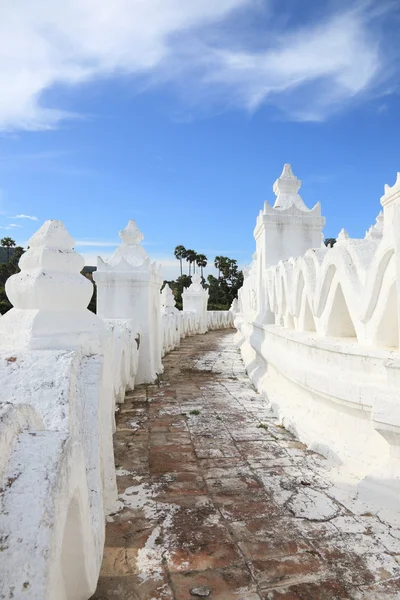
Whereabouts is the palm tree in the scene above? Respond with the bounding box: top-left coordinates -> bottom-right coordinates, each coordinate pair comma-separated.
1,237 -> 16,263
174,245 -> 186,277
185,249 -> 196,276
196,254 -> 207,279
214,256 -> 225,279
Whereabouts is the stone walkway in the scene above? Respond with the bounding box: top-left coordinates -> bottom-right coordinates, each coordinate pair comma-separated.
92,329 -> 400,600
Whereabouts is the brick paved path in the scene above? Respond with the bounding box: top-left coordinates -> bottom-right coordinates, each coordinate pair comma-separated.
92,329 -> 400,600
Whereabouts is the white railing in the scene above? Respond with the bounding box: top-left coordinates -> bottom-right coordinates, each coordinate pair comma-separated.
0,219 -> 234,600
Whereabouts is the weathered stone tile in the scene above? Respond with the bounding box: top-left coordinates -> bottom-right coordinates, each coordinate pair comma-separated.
213,493 -> 280,521
261,579 -> 352,599
251,553 -> 326,589
93,330 -> 397,600
93,574 -> 174,599
206,474 -> 263,495
166,542 -> 244,572
170,566 -> 260,600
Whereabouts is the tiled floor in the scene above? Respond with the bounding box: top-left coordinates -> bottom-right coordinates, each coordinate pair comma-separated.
92,329 -> 400,599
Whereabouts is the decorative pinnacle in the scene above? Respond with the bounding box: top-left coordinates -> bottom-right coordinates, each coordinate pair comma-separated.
28,219 -> 75,250
272,164 -> 309,211
273,164 -> 301,197
337,228 -> 349,242
119,220 -> 144,246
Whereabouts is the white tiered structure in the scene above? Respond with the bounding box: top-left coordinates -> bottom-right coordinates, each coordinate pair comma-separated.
0,220 -> 233,600
235,165 -> 400,513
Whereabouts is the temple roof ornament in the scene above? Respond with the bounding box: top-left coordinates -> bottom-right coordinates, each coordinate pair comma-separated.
161,284 -> 178,314
272,164 -> 309,211
365,211 -> 384,241
336,228 -> 350,243
98,220 -> 153,271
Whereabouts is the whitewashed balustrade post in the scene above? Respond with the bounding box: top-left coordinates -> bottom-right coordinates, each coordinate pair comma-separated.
0,220 -> 116,599
94,220 -> 163,384
252,164 -> 325,323
182,273 -> 209,334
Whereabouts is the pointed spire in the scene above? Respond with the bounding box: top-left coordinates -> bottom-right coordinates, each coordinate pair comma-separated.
365,211 -> 384,240
161,284 -> 178,314
272,164 -> 309,211
119,220 -> 144,246
337,228 -> 349,243
99,219 -> 150,270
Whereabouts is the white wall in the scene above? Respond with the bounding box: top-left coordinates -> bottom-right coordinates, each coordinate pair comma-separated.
235,166 -> 400,514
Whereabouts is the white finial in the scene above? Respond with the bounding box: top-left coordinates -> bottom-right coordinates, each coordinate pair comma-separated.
188,273 -> 203,292
365,211 -> 384,240
7,220 -> 90,311
161,284 -> 178,314
0,220 -> 104,350
99,220 -> 150,270
119,220 -> 144,246
272,164 -> 309,211
337,228 -> 349,243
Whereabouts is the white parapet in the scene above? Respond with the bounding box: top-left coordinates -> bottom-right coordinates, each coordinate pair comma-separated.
235,166 -> 400,514
94,220 -> 163,385
0,218 -> 241,600
0,220 -> 120,600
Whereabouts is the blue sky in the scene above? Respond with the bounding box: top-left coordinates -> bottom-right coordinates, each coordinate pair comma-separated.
0,0 -> 399,279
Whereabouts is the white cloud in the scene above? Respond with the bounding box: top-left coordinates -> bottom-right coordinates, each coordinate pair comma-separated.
0,0 -> 394,129
11,214 -> 38,221
75,240 -> 119,247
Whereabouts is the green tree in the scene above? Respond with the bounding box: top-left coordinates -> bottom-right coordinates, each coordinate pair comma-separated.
196,254 -> 207,279
185,249 -> 197,276
207,255 -> 243,309
214,256 -> 224,279
1,237 -> 16,263
0,244 -> 25,314
174,245 -> 187,277
324,238 -> 336,248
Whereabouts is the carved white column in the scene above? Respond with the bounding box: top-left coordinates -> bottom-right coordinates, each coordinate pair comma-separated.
161,283 -> 180,352
253,164 -> 325,322
182,274 -> 209,334
94,220 -> 163,384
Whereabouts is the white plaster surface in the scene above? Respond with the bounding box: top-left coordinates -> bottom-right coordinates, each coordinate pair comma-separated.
235,166 -> 400,514
0,218 -> 235,600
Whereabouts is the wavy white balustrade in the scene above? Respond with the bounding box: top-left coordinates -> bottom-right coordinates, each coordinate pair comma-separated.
235,167 -> 400,514
160,283 -> 234,356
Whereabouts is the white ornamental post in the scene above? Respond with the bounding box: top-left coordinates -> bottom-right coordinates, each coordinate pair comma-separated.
0,220 -> 107,352
94,220 -> 163,384
161,283 -> 180,351
0,219 -> 117,513
182,273 -> 209,334
253,164 -> 325,322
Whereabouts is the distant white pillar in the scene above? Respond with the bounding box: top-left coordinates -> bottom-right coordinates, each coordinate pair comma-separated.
0,220 -> 107,352
94,220 -> 163,384
182,274 -> 209,334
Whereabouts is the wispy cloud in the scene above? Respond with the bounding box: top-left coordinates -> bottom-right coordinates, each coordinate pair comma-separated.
75,240 -> 119,248
11,214 -> 38,221
0,1 -> 397,130
0,224 -> 22,230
